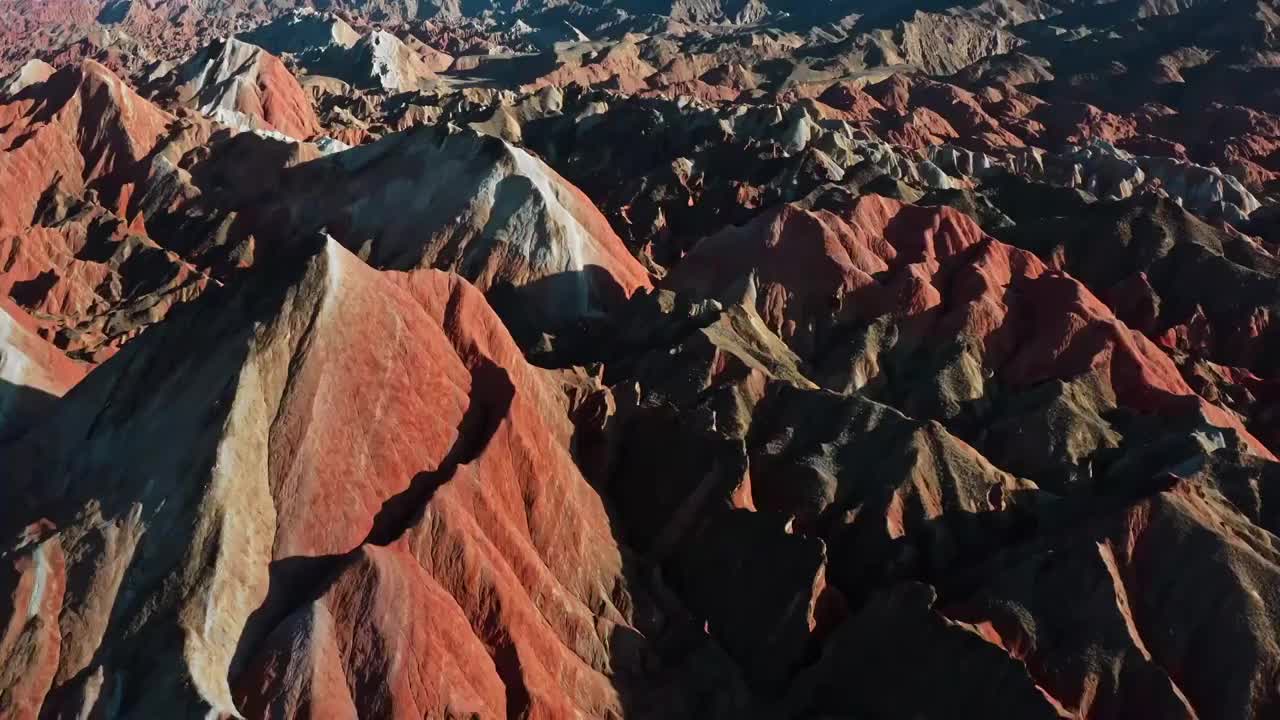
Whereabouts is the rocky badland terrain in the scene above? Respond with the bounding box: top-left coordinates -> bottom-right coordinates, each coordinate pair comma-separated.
3,0 -> 1280,718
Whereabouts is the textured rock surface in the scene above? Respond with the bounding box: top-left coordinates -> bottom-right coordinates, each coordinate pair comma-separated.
665,192 -> 1268,459
0,237 -> 643,718
0,300 -> 86,438
1,58 -> 55,96
152,37 -> 320,139
0,60 -> 173,234
253,123 -> 652,332
3,2 -> 1280,719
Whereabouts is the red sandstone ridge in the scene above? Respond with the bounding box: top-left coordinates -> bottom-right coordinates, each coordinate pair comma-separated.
0,237 -> 642,718
0,207 -> 211,362
0,60 -> 174,234
153,37 -> 320,140
0,57 -> 221,366
1,4 -> 1280,719
816,81 -> 886,123
665,191 -> 1275,459
253,123 -> 652,332
525,39 -> 658,94
900,78 -> 1026,151
861,73 -> 1028,153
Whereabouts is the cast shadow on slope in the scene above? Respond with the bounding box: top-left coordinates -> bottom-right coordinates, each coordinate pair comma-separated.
487,264 -> 633,352
0,378 -> 60,443
365,360 -> 516,547
0,260 -> 289,715
227,357 -> 518,678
